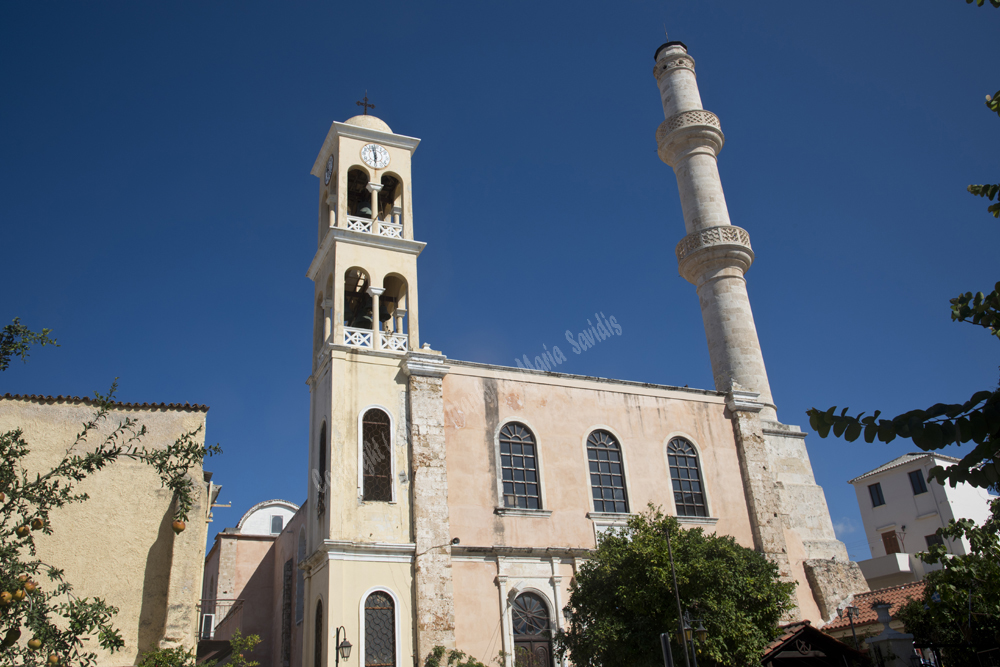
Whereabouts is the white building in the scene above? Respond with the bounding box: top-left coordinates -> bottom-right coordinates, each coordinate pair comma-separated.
849,452 -> 994,589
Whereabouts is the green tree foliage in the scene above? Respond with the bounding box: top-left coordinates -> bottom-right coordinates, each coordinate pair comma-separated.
423,646 -> 490,667
965,0 -> 1000,9
1,320 -> 220,666
0,318 -> 57,372
894,498 -> 1000,663
553,507 -> 796,667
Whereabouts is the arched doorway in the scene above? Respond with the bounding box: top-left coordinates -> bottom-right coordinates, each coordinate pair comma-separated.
511,592 -> 552,667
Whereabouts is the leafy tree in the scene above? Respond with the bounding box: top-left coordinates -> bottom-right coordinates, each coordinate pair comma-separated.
894,497 -> 1000,664
0,318 -> 57,372
1,320 -> 220,666
553,507 -> 795,667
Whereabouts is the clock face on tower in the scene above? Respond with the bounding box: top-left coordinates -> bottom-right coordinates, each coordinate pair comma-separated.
324,155 -> 334,185
360,144 -> 390,169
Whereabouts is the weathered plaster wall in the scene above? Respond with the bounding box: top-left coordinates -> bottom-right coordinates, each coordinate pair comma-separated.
0,396 -> 209,665
442,363 -> 753,550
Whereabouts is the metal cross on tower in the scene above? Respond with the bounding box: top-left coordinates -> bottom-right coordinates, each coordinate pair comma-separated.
356,92 -> 375,115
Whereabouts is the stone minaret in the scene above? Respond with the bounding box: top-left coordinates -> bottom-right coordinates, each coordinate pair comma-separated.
653,40 -> 868,623
653,40 -> 776,420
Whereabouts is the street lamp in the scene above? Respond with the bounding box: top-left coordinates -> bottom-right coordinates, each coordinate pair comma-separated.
659,525 -> 690,667
682,610 -> 708,667
838,605 -> 860,651
335,626 -> 352,667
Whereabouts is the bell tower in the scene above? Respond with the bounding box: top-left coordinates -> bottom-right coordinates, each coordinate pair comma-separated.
300,112 -> 456,667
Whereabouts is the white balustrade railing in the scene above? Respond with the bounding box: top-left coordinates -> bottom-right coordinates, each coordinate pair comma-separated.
345,216 -> 372,233
380,333 -> 408,352
344,327 -> 373,348
343,215 -> 404,239
377,221 -> 403,239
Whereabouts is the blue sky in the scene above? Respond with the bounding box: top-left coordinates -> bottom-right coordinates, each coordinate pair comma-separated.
2,1 -> 997,562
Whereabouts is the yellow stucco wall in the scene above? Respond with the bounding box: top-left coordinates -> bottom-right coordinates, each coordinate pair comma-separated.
0,396 -> 210,666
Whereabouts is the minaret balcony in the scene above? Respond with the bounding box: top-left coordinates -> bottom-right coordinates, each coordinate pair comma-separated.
344,215 -> 403,240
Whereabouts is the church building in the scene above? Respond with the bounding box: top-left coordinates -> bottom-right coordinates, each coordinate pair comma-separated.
213,39 -> 868,667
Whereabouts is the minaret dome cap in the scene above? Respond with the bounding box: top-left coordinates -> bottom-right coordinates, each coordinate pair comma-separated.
654,40 -> 688,62
344,114 -> 392,133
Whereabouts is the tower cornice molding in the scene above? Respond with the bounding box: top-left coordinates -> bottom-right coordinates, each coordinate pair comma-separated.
310,122 -> 421,178
306,227 -> 426,281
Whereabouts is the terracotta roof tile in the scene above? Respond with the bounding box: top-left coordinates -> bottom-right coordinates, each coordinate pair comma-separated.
823,580 -> 926,631
764,620 -> 811,654
1,393 -> 209,413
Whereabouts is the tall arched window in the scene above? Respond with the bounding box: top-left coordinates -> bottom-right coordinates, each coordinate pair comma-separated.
499,423 -> 540,509
362,409 -> 392,501
512,592 -> 552,667
364,591 -> 396,667
317,422 -> 327,515
587,430 -> 629,513
295,530 -> 306,624
314,600 -> 324,667
667,437 -> 708,517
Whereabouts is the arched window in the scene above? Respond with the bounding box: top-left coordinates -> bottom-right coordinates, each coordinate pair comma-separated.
295,530 -> 306,624
512,593 -> 552,667
314,600 -> 324,667
499,423 -> 540,509
364,591 -> 396,667
587,430 -> 629,513
667,438 -> 708,517
317,422 -> 327,515
362,409 -> 392,501
344,268 -> 373,330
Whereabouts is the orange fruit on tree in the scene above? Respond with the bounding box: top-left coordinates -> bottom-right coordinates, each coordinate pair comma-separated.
0,591 -> 11,605
48,654 -> 60,665
16,525 -> 30,538
24,581 -> 37,593
171,521 -> 186,534
13,589 -> 26,602
28,638 -> 42,650
31,518 -> 44,530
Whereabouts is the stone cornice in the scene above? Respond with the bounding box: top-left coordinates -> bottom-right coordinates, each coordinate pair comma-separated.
402,351 -> 450,378
726,388 -> 764,414
306,227 -> 426,281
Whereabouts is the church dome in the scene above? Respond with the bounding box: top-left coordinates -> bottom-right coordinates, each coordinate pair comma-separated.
344,114 -> 392,133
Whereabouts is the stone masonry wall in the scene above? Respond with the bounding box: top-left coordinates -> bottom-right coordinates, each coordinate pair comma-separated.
409,372 -> 457,662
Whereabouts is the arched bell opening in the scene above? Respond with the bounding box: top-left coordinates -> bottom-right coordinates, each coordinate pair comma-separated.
347,168 -> 372,218
312,293 -> 326,356
344,268 -> 374,330
379,174 -> 402,223
380,275 -> 408,337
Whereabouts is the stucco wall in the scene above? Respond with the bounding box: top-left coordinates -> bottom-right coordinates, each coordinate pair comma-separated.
442,363 -> 754,550
0,396 -> 210,665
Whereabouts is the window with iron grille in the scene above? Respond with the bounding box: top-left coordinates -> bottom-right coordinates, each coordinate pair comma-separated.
667,437 -> 708,517
362,409 -> 392,502
925,533 -> 945,549
909,470 -> 928,495
499,423 -> 540,509
587,430 -> 629,513
365,591 -> 396,667
314,600 -> 324,667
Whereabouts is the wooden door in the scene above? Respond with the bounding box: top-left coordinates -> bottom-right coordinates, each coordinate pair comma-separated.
882,531 -> 901,555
